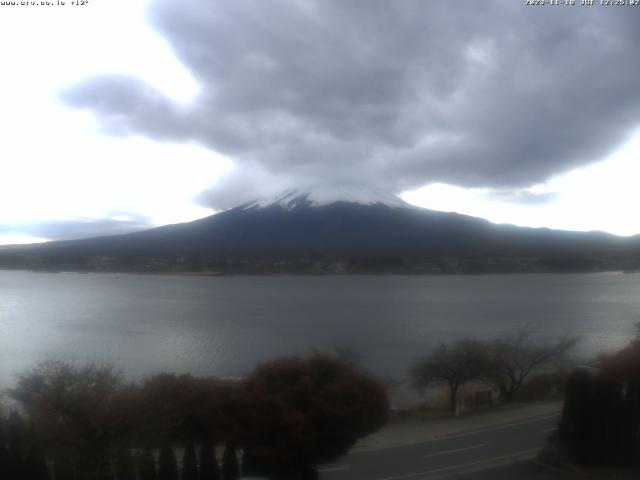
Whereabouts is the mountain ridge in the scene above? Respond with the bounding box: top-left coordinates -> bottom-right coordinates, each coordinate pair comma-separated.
1,186 -> 639,274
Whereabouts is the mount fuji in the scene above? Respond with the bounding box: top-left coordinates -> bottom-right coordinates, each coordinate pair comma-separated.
1,184 -> 638,273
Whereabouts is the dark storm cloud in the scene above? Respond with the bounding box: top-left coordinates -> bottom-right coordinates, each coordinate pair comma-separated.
0,215 -> 152,242
62,0 -> 640,208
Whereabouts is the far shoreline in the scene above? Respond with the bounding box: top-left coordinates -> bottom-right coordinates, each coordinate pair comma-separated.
0,267 -> 636,277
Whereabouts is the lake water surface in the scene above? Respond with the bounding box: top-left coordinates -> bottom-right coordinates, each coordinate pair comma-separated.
1,271 -> 639,391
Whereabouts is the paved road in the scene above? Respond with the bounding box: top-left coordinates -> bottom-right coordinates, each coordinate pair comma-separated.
319,412 -> 560,480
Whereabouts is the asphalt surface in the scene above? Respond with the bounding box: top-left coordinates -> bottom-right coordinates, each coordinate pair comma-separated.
318,412 -> 561,480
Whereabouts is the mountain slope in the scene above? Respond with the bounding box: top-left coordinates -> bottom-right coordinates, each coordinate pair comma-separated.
1,186 -> 639,273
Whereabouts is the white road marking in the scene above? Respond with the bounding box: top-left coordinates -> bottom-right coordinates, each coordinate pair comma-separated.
427,413 -> 560,441
352,412 -> 560,454
423,443 -> 487,459
318,465 -> 351,472
375,447 -> 540,480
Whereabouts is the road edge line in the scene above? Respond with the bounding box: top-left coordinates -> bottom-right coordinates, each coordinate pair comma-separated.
351,411 -> 560,454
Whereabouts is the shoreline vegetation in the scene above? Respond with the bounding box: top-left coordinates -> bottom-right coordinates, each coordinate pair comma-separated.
1,327 -> 637,479
0,354 -> 389,480
1,254 -> 639,276
0,331 -> 582,477
14,270 -> 640,277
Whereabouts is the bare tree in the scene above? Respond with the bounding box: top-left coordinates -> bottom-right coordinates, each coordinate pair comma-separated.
411,339 -> 493,415
489,327 -> 578,402
10,361 -> 132,478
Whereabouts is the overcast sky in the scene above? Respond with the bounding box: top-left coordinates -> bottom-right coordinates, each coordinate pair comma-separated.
1,0 -> 640,245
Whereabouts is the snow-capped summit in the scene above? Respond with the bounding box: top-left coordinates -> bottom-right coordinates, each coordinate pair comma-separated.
242,183 -> 410,210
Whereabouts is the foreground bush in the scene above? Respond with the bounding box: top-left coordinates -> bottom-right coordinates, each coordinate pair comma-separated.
134,373 -> 243,444
1,354 -> 389,479
9,360 -> 136,471
241,354 -> 389,478
558,328 -> 640,466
